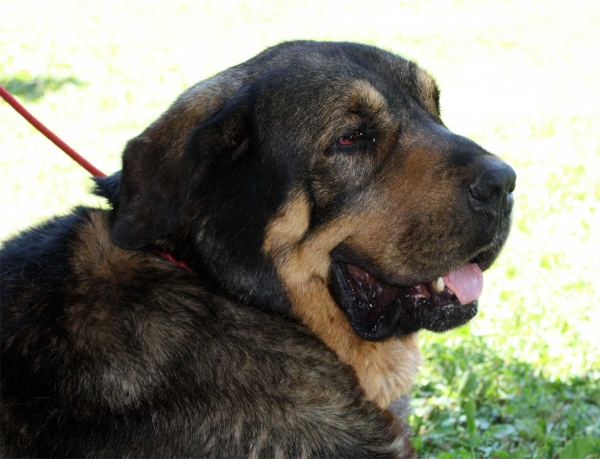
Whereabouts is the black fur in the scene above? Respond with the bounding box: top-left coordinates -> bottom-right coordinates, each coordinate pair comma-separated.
1,40 -> 515,458
0,42 -> 423,458
1,208 -> 413,458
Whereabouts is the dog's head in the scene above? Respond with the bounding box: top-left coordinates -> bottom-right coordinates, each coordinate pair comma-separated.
101,41 -> 516,405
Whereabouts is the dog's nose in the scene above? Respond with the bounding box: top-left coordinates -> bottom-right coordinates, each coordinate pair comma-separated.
469,160 -> 516,217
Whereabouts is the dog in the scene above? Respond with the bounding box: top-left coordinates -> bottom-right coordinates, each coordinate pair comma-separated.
0,41 -> 516,458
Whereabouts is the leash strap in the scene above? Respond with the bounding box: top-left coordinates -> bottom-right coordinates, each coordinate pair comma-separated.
0,85 -> 106,177
0,85 -> 198,272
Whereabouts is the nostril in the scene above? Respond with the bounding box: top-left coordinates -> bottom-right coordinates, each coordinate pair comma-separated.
469,180 -> 491,202
470,165 -> 516,205
469,172 -> 497,203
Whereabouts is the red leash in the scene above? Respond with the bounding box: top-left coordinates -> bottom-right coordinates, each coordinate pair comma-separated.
1,85 -> 194,272
0,85 -> 106,177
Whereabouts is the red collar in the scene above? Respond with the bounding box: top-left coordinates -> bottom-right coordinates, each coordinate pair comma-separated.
154,250 -> 194,273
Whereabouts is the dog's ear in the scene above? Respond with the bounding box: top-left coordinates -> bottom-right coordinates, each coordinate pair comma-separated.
93,171 -> 121,207
109,85 -> 252,250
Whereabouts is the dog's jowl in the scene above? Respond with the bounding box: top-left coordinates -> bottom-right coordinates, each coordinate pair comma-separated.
0,41 -> 515,458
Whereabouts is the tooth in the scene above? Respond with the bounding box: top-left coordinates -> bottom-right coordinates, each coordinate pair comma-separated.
433,277 -> 445,293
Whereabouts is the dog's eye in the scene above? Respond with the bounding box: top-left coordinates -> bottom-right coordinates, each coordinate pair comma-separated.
338,130 -> 364,146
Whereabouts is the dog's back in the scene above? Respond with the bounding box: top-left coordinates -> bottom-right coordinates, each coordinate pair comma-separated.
1,209 -> 413,458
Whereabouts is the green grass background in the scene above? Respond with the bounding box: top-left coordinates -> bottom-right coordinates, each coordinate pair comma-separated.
1,0 -> 599,457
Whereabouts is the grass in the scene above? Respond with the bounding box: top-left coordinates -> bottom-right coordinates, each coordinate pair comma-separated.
1,0 -> 599,457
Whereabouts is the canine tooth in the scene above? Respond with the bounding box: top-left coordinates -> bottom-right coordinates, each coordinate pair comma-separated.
433,277 -> 445,293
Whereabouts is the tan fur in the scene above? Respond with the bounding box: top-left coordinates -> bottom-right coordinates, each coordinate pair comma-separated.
317,80 -> 395,152
415,68 -> 440,117
70,211 -> 141,284
139,67 -> 247,159
349,80 -> 388,114
264,193 -> 421,408
67,211 -> 191,403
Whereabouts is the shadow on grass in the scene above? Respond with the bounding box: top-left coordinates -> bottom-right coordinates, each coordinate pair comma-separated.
1,75 -> 87,101
412,337 -> 600,459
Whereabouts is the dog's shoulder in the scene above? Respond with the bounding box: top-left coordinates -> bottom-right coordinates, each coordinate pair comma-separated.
0,208 -> 414,458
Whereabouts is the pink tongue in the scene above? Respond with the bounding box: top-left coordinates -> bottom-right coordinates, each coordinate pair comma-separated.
443,264 -> 483,305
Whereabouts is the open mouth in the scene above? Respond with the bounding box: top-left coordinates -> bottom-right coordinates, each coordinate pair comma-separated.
329,262 -> 482,341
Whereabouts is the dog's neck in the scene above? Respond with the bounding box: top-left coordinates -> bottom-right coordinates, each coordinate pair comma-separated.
98,173 -> 422,406
287,277 -> 421,408
263,193 -> 421,408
